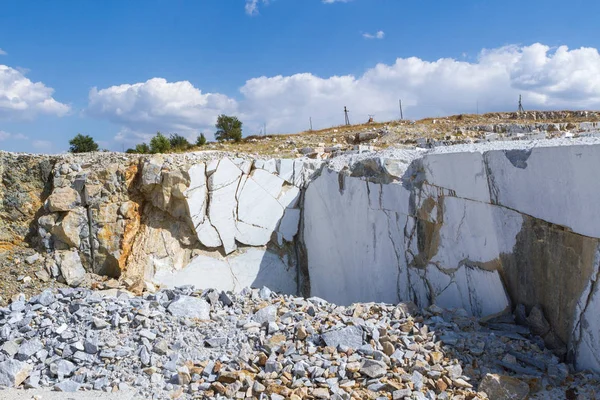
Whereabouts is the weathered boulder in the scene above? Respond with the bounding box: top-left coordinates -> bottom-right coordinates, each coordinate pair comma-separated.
46,187 -> 81,212
51,207 -> 87,248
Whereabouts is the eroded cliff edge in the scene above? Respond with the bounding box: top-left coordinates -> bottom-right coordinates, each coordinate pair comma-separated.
3,138 -> 600,373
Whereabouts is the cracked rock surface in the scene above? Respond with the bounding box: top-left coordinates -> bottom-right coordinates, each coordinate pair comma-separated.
0,286 -> 598,399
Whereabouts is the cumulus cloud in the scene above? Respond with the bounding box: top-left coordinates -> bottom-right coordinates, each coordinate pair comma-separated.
0,65 -> 70,119
87,77 -> 237,145
363,30 -> 385,40
88,43 -> 600,144
0,49 -> 6,56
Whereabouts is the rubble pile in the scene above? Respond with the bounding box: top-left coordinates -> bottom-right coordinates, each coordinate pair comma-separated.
0,286 -> 596,399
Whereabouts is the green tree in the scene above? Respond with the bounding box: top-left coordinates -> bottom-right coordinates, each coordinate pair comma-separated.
196,133 -> 207,146
169,134 -> 191,151
69,134 -> 99,153
150,132 -> 171,154
135,143 -> 151,153
215,115 -> 242,142
126,143 -> 151,154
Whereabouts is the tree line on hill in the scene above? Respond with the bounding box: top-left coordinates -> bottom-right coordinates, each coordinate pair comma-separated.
68,114 -> 243,154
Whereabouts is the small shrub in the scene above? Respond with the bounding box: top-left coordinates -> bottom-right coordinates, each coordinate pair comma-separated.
169,134 -> 191,151
196,133 -> 207,146
150,132 -> 171,154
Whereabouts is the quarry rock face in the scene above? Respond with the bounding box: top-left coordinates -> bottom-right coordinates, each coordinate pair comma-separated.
3,138 -> 600,374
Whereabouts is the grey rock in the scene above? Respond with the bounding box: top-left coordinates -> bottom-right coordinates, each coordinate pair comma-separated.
50,359 -> 75,377
322,326 -> 363,349
93,317 -> 109,329
25,254 -> 40,265
36,289 -> 55,306
0,359 -> 32,387
54,379 -> 81,392
252,305 -> 277,325
1,341 -> 20,358
15,338 -> 43,361
359,359 -> 387,379
57,250 -> 86,287
526,305 -> 550,336
153,340 -> 169,355
167,296 -> 210,320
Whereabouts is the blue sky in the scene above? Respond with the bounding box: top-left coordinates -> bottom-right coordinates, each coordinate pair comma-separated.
1,0 -> 600,153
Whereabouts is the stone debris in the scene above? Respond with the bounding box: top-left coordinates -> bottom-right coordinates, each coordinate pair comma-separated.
0,286 -> 596,399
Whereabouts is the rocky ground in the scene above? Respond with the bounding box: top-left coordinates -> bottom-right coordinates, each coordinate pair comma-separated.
197,110 -> 600,157
0,285 -> 598,400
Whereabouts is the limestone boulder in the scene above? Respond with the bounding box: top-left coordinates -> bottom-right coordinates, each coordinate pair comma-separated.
46,187 -> 81,212
56,250 -> 86,287
51,207 -> 87,248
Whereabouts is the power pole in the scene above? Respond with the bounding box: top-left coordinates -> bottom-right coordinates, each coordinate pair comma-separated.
309,117 -> 313,131
518,95 -> 525,114
264,122 -> 267,136
344,106 -> 350,126
399,99 -> 404,120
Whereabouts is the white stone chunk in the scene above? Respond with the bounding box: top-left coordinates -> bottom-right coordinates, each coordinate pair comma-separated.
155,248 -> 296,294
196,220 -> 222,248
232,158 -> 252,175
185,163 -> 207,233
208,185 -> 240,255
277,159 -> 295,183
485,145 -> 600,238
263,159 -> 277,174
208,157 -> 242,191
430,197 -> 523,269
235,221 -> 272,246
277,186 -> 300,209
277,208 -> 301,242
236,177 -> 284,246
250,169 -> 285,198
421,152 -> 491,203
206,159 -> 219,176
304,169 -> 402,305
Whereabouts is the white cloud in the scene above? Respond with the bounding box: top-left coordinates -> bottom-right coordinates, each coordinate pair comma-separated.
363,30 -> 385,40
0,49 -> 6,56
0,65 -> 70,119
0,130 -> 28,141
88,43 -> 600,145
32,140 -> 53,152
87,77 -> 237,144
245,0 -> 269,15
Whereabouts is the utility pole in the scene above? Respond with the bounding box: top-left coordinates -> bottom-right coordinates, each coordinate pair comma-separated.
344,106 -> 350,126
399,99 -> 404,120
264,122 -> 267,136
309,117 -> 313,131
518,95 -> 525,114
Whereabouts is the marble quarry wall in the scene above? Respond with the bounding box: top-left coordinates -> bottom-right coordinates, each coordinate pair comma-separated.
3,139 -> 600,372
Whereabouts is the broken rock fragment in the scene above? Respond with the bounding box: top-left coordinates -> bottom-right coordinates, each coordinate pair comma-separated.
478,373 -> 529,400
